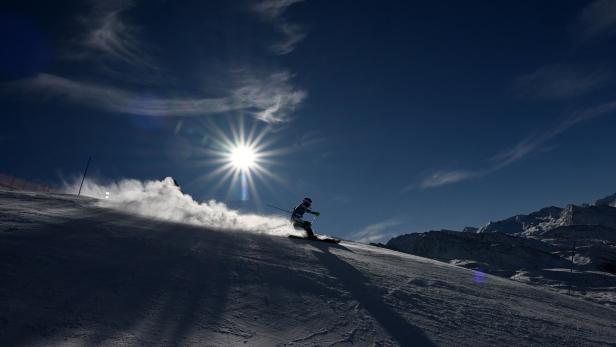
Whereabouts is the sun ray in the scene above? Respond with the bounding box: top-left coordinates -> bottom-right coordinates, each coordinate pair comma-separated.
182,116 -> 286,204
245,170 -> 263,206
226,169 -> 243,200
204,167 -> 236,196
246,118 -> 259,146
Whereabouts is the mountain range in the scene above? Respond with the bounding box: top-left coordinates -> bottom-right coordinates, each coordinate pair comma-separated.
385,193 -> 616,307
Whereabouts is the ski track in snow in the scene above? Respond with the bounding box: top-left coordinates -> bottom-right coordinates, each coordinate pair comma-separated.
1,189 -> 616,346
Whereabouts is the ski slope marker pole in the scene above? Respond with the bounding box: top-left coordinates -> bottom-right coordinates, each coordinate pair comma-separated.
77,156 -> 91,197
568,241 -> 576,295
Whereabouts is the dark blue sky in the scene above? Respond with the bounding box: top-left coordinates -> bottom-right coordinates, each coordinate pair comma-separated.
2,0 -> 616,242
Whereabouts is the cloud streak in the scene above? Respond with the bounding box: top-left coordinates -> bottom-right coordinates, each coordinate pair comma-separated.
270,22 -> 307,55
8,72 -> 306,123
253,0 -> 306,55
515,64 -> 610,100
418,170 -> 480,189
416,101 -> 616,189
72,0 -> 155,68
578,0 -> 616,39
295,130 -> 327,149
350,218 -> 403,243
253,0 -> 304,19
4,1 -> 309,124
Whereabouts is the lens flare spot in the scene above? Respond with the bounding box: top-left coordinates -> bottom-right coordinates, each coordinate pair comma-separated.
473,269 -> 486,283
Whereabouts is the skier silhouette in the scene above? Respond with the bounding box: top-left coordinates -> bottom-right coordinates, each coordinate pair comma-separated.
291,197 -> 320,238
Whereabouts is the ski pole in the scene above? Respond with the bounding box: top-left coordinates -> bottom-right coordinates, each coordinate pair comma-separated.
311,214 -> 319,228
266,204 -> 292,214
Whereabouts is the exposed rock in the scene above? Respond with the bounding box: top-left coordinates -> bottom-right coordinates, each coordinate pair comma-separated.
478,206 -> 563,234
386,193 -> 616,306
387,230 -> 567,278
462,226 -> 478,233
596,192 -> 616,207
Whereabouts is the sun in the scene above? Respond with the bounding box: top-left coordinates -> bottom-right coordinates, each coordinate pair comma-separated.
188,116 -> 287,203
230,145 -> 256,171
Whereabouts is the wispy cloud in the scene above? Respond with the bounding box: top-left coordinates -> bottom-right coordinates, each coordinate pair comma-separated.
417,170 -> 479,189
270,22 -> 307,55
331,194 -> 352,204
4,0 -> 309,124
578,0 -> 616,39
9,72 -> 306,123
350,218 -> 403,243
413,101 -> 616,189
515,64 -> 610,100
240,72 -> 307,123
253,0 -> 304,18
253,0 -> 306,55
71,0 -> 155,68
294,130 -> 327,149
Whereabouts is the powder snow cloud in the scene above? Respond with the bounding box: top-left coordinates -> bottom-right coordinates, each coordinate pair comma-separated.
67,177 -> 300,236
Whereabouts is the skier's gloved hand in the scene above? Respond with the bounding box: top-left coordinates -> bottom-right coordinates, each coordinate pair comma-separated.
312,211 -> 321,217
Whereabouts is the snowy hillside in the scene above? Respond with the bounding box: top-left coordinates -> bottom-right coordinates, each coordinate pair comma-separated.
387,230 -> 570,278
386,194 -> 616,307
2,188 -> 616,346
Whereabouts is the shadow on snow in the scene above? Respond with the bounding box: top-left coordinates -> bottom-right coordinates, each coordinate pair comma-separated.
310,242 -> 435,347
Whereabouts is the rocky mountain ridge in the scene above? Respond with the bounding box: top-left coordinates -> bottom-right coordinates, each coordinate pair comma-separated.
478,193 -> 616,235
385,192 -> 616,306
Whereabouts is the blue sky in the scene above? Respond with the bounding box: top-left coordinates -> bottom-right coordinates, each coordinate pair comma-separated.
2,0 -> 616,242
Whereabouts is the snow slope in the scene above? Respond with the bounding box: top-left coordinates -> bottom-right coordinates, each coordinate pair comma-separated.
386,229 -> 616,306
1,189 -> 616,346
386,194 -> 616,307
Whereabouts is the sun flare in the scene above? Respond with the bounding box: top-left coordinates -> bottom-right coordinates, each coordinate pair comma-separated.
230,145 -> 256,170
191,117 -> 287,203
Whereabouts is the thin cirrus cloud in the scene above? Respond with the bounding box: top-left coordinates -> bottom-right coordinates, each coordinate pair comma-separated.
253,0 -> 304,18
70,0 -> 155,69
417,170 -> 480,190
270,22 -> 308,55
253,0 -> 307,55
412,101 -> 616,190
295,130 -> 327,149
514,64 -> 610,100
351,218 -> 403,243
4,0 -> 309,124
9,72 -> 306,122
578,0 -> 616,39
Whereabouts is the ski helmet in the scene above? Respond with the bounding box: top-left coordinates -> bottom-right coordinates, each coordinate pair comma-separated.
303,197 -> 312,205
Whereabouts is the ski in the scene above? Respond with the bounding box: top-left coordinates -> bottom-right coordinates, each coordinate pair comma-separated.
289,234 -> 341,244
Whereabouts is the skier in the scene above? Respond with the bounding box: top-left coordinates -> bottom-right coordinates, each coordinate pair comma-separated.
291,197 -> 320,238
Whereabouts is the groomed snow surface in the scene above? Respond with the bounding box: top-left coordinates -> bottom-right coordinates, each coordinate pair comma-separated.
1,189 -> 616,346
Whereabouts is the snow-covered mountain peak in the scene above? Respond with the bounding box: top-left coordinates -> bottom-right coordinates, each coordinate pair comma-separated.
477,206 -> 564,235
384,192 -> 616,309
595,192 -> 616,207
477,193 -> 616,236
